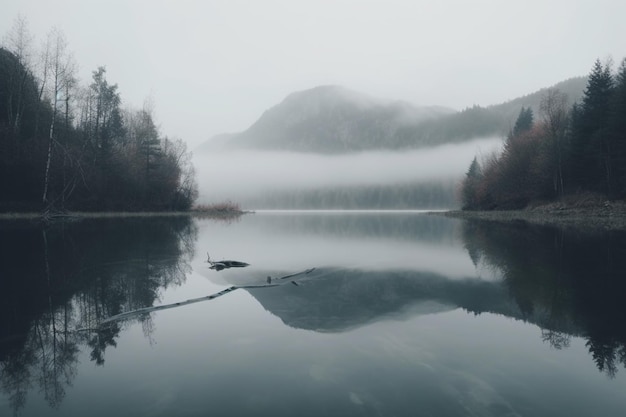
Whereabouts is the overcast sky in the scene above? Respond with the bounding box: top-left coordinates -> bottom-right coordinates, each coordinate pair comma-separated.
2,0 -> 625,149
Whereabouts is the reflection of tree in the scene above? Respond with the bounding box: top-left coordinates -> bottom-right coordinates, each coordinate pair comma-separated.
461,219 -> 626,377
34,319 -> 79,409
586,338 -> 623,378
0,347 -> 34,413
0,216 -> 197,413
541,329 -> 571,350
87,324 -> 119,366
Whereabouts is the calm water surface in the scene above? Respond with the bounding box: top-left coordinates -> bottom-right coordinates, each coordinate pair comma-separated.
1,211 -> 626,416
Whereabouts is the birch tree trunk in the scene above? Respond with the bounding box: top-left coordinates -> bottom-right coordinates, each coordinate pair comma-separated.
41,28 -> 75,208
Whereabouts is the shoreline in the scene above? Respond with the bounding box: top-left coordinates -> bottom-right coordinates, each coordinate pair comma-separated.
0,210 -> 249,220
3,206 -> 626,230
436,202 -> 626,230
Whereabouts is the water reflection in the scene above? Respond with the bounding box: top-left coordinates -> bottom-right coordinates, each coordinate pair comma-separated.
0,217 -> 196,413
196,212 -> 474,282
3,212 -> 626,416
206,213 -> 626,378
247,267 -> 512,332
461,219 -> 626,377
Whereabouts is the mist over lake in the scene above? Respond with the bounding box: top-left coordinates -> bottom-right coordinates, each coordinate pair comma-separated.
3,1 -> 626,415
194,137 -> 502,209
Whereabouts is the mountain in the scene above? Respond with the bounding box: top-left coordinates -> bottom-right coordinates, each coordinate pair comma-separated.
486,76 -> 588,131
390,76 -> 588,148
198,85 -> 454,153
198,77 -> 588,154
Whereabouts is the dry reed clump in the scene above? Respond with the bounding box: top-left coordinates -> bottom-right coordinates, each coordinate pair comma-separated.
192,201 -> 243,214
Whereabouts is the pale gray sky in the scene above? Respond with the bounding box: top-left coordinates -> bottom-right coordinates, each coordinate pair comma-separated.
2,0 -> 625,149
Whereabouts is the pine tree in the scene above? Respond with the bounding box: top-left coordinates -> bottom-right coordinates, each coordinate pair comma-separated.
608,58 -> 626,196
461,157 -> 483,210
510,107 -> 534,138
569,59 -> 615,194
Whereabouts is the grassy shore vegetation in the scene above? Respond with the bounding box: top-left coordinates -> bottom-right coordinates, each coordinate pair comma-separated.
461,57 -> 626,211
191,201 -> 245,218
0,17 -> 198,214
0,201 -> 245,221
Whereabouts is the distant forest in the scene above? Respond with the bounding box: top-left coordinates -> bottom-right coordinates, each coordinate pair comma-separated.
0,17 -> 198,213
242,181 -> 457,210
461,57 -> 626,209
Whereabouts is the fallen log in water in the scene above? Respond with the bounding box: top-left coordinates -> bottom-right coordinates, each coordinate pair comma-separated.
207,252 -> 250,270
99,268 -> 316,326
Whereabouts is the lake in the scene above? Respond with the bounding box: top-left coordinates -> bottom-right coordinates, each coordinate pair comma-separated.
1,211 -> 626,416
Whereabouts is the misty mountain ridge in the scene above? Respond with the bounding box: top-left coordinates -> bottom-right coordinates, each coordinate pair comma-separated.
200,85 -> 454,153
199,77 -> 587,154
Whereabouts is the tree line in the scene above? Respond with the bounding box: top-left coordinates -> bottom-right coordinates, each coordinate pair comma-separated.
461,57 -> 626,209
0,16 -> 198,212
461,219 -> 626,377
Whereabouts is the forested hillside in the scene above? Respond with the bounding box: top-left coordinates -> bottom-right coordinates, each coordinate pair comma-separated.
0,19 -> 197,213
461,58 -> 626,209
201,85 -> 454,153
199,78 -> 587,154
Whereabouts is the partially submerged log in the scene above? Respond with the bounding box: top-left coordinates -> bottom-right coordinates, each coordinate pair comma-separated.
100,267 -> 316,326
207,252 -> 250,271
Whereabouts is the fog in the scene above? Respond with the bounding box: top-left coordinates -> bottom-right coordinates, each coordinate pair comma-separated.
3,1 -> 625,149
194,137 -> 502,208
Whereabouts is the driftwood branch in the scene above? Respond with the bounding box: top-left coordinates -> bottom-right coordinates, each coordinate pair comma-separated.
207,252 -> 250,270
99,268 -> 316,326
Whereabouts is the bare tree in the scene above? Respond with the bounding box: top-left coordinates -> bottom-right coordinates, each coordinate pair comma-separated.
41,28 -> 77,208
168,138 -> 198,209
540,89 -> 569,198
2,14 -> 34,133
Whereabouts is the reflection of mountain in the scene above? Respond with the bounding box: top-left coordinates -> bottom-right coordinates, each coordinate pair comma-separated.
0,217 -> 196,413
247,268 -> 514,332
241,217 -> 626,377
461,219 -> 626,377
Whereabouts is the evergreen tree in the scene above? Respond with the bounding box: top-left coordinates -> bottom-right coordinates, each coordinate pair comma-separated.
608,58 -> 626,196
137,110 -> 162,203
88,67 -> 124,156
569,59 -> 615,193
461,157 -> 483,210
582,60 -> 615,131
510,107 -> 534,138
0,47 -> 46,209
